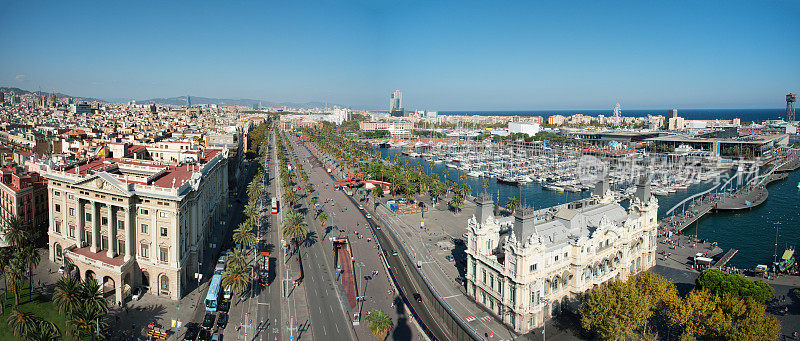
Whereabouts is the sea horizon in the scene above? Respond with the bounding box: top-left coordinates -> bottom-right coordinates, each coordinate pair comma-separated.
437,108 -> 787,123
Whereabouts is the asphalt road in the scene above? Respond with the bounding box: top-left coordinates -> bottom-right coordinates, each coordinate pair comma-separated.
289,136 -> 426,341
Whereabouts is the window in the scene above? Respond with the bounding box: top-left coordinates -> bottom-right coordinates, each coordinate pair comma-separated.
159,211 -> 168,218
159,247 -> 168,263
69,207 -> 75,216
101,217 -> 108,226
141,223 -> 148,234
118,220 -> 124,230
85,213 -> 92,222
529,264 -> 537,272
140,209 -> 149,215
555,255 -> 559,261
53,220 -> 61,233
68,225 -> 75,238
53,190 -> 60,196
68,194 -> 74,199
140,244 -> 149,258
482,269 -> 486,283
54,204 -> 61,212
160,227 -> 168,237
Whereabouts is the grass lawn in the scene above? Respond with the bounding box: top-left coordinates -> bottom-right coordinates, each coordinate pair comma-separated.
0,284 -> 77,341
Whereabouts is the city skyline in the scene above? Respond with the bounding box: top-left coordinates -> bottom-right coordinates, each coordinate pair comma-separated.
1,1 -> 798,110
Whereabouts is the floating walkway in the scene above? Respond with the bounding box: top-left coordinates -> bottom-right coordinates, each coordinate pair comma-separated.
713,249 -> 739,269
659,151 -> 799,233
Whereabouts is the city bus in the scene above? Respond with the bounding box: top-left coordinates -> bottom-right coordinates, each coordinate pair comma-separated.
259,251 -> 270,286
271,197 -> 278,214
205,273 -> 223,312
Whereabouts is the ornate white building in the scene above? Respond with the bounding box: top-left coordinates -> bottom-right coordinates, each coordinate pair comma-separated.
465,178 -> 658,333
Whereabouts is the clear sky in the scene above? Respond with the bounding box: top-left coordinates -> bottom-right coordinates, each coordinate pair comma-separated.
1,0 -> 797,110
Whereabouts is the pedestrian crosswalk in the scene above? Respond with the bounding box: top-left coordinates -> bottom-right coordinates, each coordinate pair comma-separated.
462,315 -> 476,322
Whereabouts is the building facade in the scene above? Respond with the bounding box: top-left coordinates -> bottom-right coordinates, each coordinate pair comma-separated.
464,178 -> 658,333
0,167 -> 48,246
44,147 -> 229,303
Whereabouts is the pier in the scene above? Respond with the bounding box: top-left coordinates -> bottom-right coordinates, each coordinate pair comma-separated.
713,249 -> 739,269
659,150 -> 799,234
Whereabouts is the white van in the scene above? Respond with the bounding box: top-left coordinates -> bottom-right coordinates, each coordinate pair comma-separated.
223,285 -> 232,300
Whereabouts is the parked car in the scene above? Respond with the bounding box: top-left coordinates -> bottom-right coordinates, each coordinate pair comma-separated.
57,266 -> 65,275
391,249 -> 398,256
413,293 -> 422,303
202,313 -> 216,330
183,323 -> 200,341
358,204 -> 364,210
455,277 -> 466,285
198,329 -> 212,341
216,312 -> 228,329
445,255 -> 454,262
218,301 -> 230,313
365,213 -> 372,219
375,225 -> 381,230
131,287 -> 143,301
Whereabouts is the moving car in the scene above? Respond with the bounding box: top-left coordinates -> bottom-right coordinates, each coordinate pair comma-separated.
413,293 -> 422,303
365,213 -> 372,219
211,333 -> 222,341
391,250 -> 398,256
358,204 -> 364,210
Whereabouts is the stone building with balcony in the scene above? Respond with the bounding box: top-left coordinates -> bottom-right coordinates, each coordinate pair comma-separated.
43,147 -> 228,303
464,177 -> 658,333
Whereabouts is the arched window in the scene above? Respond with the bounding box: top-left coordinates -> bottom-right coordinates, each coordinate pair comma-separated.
159,274 -> 170,295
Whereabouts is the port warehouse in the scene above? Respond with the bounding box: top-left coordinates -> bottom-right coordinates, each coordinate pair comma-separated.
645,134 -> 790,158
500,129 -> 789,159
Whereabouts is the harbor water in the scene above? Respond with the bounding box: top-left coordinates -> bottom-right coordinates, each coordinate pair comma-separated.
379,147 -> 800,269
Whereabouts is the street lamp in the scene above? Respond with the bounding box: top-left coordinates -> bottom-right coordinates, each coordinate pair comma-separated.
540,298 -> 550,341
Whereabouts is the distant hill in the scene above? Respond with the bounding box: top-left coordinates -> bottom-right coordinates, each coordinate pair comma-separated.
136,95 -> 340,109
0,86 -> 106,103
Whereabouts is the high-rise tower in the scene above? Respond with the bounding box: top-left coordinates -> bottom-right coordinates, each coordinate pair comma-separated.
787,93 -> 796,122
390,90 -> 403,116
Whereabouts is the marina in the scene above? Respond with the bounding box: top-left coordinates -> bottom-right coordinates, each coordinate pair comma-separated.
375,141 -> 800,270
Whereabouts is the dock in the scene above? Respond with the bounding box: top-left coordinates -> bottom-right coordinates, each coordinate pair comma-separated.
713,249 -> 739,269
659,150 -> 799,233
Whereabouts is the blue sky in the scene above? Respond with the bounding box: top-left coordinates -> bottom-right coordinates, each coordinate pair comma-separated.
1,0 -> 797,110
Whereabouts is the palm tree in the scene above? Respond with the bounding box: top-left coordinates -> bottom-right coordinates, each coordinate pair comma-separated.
80,276 -> 108,315
221,266 -> 249,295
365,309 -> 392,340
228,248 -> 246,270
2,216 -> 28,250
7,309 -> 40,339
27,319 -> 60,341
505,196 -> 520,214
247,181 -> 263,202
448,195 -> 464,215
68,302 -> 106,339
244,200 -> 260,220
53,275 -> 82,331
284,190 -> 297,208
6,258 -> 26,306
317,212 -> 328,227
310,197 -> 318,209
233,227 -> 256,251
20,246 -> 40,301
0,247 -> 12,314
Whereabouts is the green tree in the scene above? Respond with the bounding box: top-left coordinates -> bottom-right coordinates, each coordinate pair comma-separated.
227,248 -> 246,271
2,216 -> 28,250
365,309 -> 392,340
222,266 -> 250,296
68,301 -> 107,339
505,196 -> 520,214
53,274 -> 82,331
317,212 -> 328,227
27,319 -> 60,341
20,246 -> 40,301
7,309 -> 40,340
696,269 -> 774,302
581,279 -> 652,340
372,185 -> 383,199
448,195 -> 464,215
80,276 -> 108,315
233,225 -> 257,251
5,257 -> 26,306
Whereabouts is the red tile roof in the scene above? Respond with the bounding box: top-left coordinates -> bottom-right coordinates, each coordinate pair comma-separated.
70,246 -> 126,267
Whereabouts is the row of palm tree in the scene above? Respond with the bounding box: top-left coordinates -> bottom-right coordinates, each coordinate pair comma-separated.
303,126 -> 476,215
